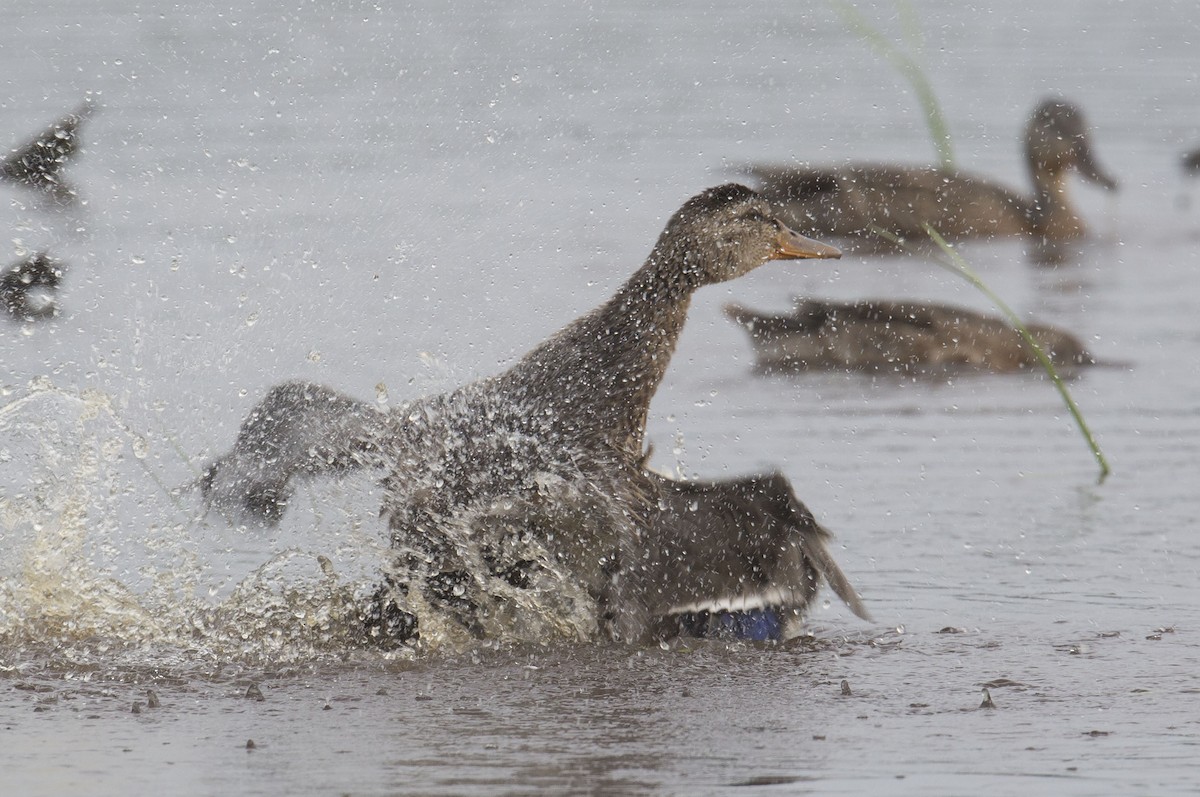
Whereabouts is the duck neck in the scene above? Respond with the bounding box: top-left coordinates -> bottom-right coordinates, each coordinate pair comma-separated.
1029,169 -> 1085,240
504,239 -> 706,458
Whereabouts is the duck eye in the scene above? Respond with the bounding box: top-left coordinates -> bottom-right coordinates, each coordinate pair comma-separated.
741,210 -> 768,224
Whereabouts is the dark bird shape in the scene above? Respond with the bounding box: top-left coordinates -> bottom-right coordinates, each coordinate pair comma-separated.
1,102 -> 94,203
1,252 -> 64,320
1183,148 -> 1200,175
203,184 -> 865,647
749,98 -> 1117,250
724,298 -> 1093,374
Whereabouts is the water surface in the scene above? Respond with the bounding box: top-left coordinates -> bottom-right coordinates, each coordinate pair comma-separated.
3,1 -> 1199,794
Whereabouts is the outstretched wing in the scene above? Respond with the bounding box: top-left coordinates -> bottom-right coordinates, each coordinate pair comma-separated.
200,381 -> 391,524
642,470 -> 870,623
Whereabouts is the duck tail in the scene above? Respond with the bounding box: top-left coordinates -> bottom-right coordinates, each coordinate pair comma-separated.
799,518 -> 873,622
775,478 -> 872,622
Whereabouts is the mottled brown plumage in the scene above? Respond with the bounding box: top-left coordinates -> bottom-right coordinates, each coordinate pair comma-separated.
750,99 -> 1117,249
725,298 -> 1094,374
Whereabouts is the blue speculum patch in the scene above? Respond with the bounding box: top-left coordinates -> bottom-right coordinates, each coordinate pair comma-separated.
672,608 -> 783,642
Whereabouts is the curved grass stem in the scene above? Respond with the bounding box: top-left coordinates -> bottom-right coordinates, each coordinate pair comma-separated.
871,224 -> 1111,484
833,1 -> 955,171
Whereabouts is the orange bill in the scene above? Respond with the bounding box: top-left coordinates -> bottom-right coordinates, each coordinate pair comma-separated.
771,222 -> 842,260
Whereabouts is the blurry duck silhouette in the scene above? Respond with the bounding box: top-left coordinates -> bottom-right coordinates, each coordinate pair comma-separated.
1,252 -> 64,320
724,298 -> 1093,374
1,102 -> 94,203
203,184 -> 866,646
749,98 -> 1117,250
1183,147 -> 1200,175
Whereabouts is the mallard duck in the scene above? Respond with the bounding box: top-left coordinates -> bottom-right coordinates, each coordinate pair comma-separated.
749,98 -> 1117,249
1,103 -> 93,202
203,184 -> 862,646
724,298 -> 1093,374
1,252 -> 64,320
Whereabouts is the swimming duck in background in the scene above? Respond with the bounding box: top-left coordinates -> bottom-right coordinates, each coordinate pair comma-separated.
748,98 -> 1117,250
1,252 -> 64,320
1,102 -> 94,203
203,184 -> 864,646
724,298 -> 1093,374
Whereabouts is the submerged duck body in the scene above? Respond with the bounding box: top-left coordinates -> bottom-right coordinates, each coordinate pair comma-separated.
1,103 -> 93,202
750,99 -> 1117,249
205,382 -> 871,645
725,298 -> 1093,374
204,185 -> 866,647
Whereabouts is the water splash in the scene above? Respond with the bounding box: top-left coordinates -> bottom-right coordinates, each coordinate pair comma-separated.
0,382 -> 401,675
0,382 -> 614,677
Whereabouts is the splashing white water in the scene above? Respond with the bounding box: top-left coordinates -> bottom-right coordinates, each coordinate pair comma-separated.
0,382 -> 398,671
0,382 -> 610,674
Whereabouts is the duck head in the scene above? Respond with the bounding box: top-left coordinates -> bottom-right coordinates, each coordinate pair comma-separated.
1024,99 -> 1118,191
650,183 -> 841,287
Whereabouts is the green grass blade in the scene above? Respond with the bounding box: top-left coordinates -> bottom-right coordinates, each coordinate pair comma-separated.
924,226 -> 1110,482
869,224 -> 1111,483
896,0 -> 925,55
832,1 -> 955,171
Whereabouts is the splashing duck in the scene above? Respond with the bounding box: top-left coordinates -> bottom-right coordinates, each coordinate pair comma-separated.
203,184 -> 868,646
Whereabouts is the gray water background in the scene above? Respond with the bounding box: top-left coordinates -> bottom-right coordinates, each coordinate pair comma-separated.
2,1 -> 1199,794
